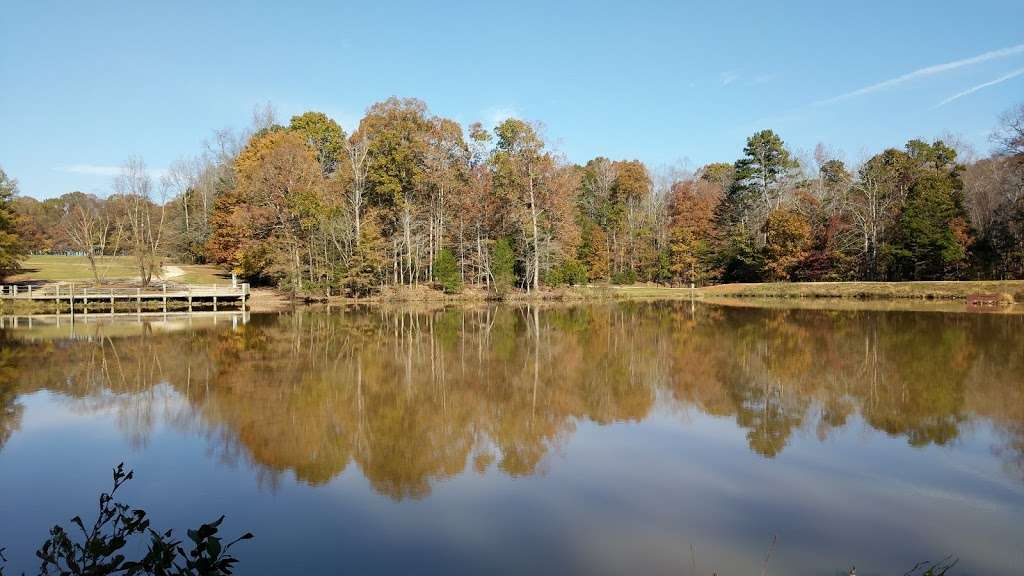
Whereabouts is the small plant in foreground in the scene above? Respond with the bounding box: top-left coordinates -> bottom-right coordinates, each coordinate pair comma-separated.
0,464 -> 251,576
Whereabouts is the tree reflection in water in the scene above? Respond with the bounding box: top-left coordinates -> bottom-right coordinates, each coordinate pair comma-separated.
1,303 -> 1022,496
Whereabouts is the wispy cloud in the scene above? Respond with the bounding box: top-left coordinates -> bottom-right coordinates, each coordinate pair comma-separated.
750,73 -> 779,85
814,43 -> 1024,106
481,105 -> 520,127
933,66 -> 1024,108
719,71 -> 739,86
57,164 -> 122,176
56,164 -> 167,179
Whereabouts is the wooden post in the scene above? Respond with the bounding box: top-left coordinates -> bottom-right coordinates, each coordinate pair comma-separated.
241,283 -> 248,310
136,287 -> 141,314
213,295 -> 217,312
70,283 -> 75,318
27,285 -> 32,298
163,284 -> 167,313
110,289 -> 115,315
188,285 -> 192,312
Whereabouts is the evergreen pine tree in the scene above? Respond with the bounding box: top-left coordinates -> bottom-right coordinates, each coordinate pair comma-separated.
0,168 -> 26,279
490,237 -> 516,296
433,248 -> 462,294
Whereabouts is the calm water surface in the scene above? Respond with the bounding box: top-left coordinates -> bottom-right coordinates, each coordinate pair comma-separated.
0,303 -> 1022,575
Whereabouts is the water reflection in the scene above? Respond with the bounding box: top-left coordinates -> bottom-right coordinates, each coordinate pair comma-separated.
1,303 -> 1023,496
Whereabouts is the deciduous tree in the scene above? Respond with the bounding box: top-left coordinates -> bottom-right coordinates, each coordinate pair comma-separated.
58,192 -> 122,284
110,158 -> 166,286
290,111 -> 346,176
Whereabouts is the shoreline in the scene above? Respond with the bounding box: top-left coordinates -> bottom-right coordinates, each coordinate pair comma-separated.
5,280 -> 1023,315
324,280 -> 1024,304
689,280 -> 1024,301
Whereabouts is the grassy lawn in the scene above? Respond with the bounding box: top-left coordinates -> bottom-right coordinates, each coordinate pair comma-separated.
174,264 -> 233,286
8,255 -> 232,286
9,255 -> 140,283
612,280 -> 1024,301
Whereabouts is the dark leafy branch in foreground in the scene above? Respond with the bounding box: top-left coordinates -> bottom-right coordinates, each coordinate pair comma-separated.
902,556 -> 959,576
0,464 -> 251,576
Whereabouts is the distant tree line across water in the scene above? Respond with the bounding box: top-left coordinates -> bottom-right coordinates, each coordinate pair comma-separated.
1,99 -> 1023,294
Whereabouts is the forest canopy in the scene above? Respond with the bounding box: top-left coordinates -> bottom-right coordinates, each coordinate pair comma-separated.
4,99 -> 1024,294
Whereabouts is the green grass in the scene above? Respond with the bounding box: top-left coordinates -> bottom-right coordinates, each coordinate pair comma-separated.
173,264 -> 233,286
9,255 -> 140,283
604,280 -> 1024,302
8,256 -> 232,286
694,280 -> 1024,301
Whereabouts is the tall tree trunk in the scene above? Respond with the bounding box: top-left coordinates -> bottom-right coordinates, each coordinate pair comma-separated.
354,196 -> 361,247
294,244 -> 301,298
528,175 -> 540,292
477,228 -> 487,288
87,253 -> 99,285
403,204 -> 412,285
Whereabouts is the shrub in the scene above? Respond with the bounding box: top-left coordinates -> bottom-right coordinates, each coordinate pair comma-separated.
611,268 -> 637,285
547,259 -> 588,286
433,248 -> 462,294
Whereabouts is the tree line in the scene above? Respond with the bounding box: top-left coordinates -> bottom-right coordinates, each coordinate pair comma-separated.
2,99 -> 1022,294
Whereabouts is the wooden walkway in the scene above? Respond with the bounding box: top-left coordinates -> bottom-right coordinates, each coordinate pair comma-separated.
0,282 -> 249,313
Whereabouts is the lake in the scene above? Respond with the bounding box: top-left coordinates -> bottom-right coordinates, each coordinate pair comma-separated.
1,302 -> 1022,575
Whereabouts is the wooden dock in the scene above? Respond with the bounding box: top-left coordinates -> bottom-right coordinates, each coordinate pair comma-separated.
0,282 -> 249,314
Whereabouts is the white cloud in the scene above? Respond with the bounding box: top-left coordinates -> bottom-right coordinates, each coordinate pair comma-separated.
933,66 -> 1024,108
719,71 -> 739,86
814,43 -> 1024,106
481,105 -> 520,127
56,164 -> 167,180
57,164 -> 121,176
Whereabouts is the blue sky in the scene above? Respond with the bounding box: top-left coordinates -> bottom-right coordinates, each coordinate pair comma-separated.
2,0 -> 1023,199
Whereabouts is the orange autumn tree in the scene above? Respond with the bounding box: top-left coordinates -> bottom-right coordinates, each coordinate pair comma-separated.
610,159 -> 651,277
207,129 -> 324,291
667,166 -> 728,285
762,208 -> 813,281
